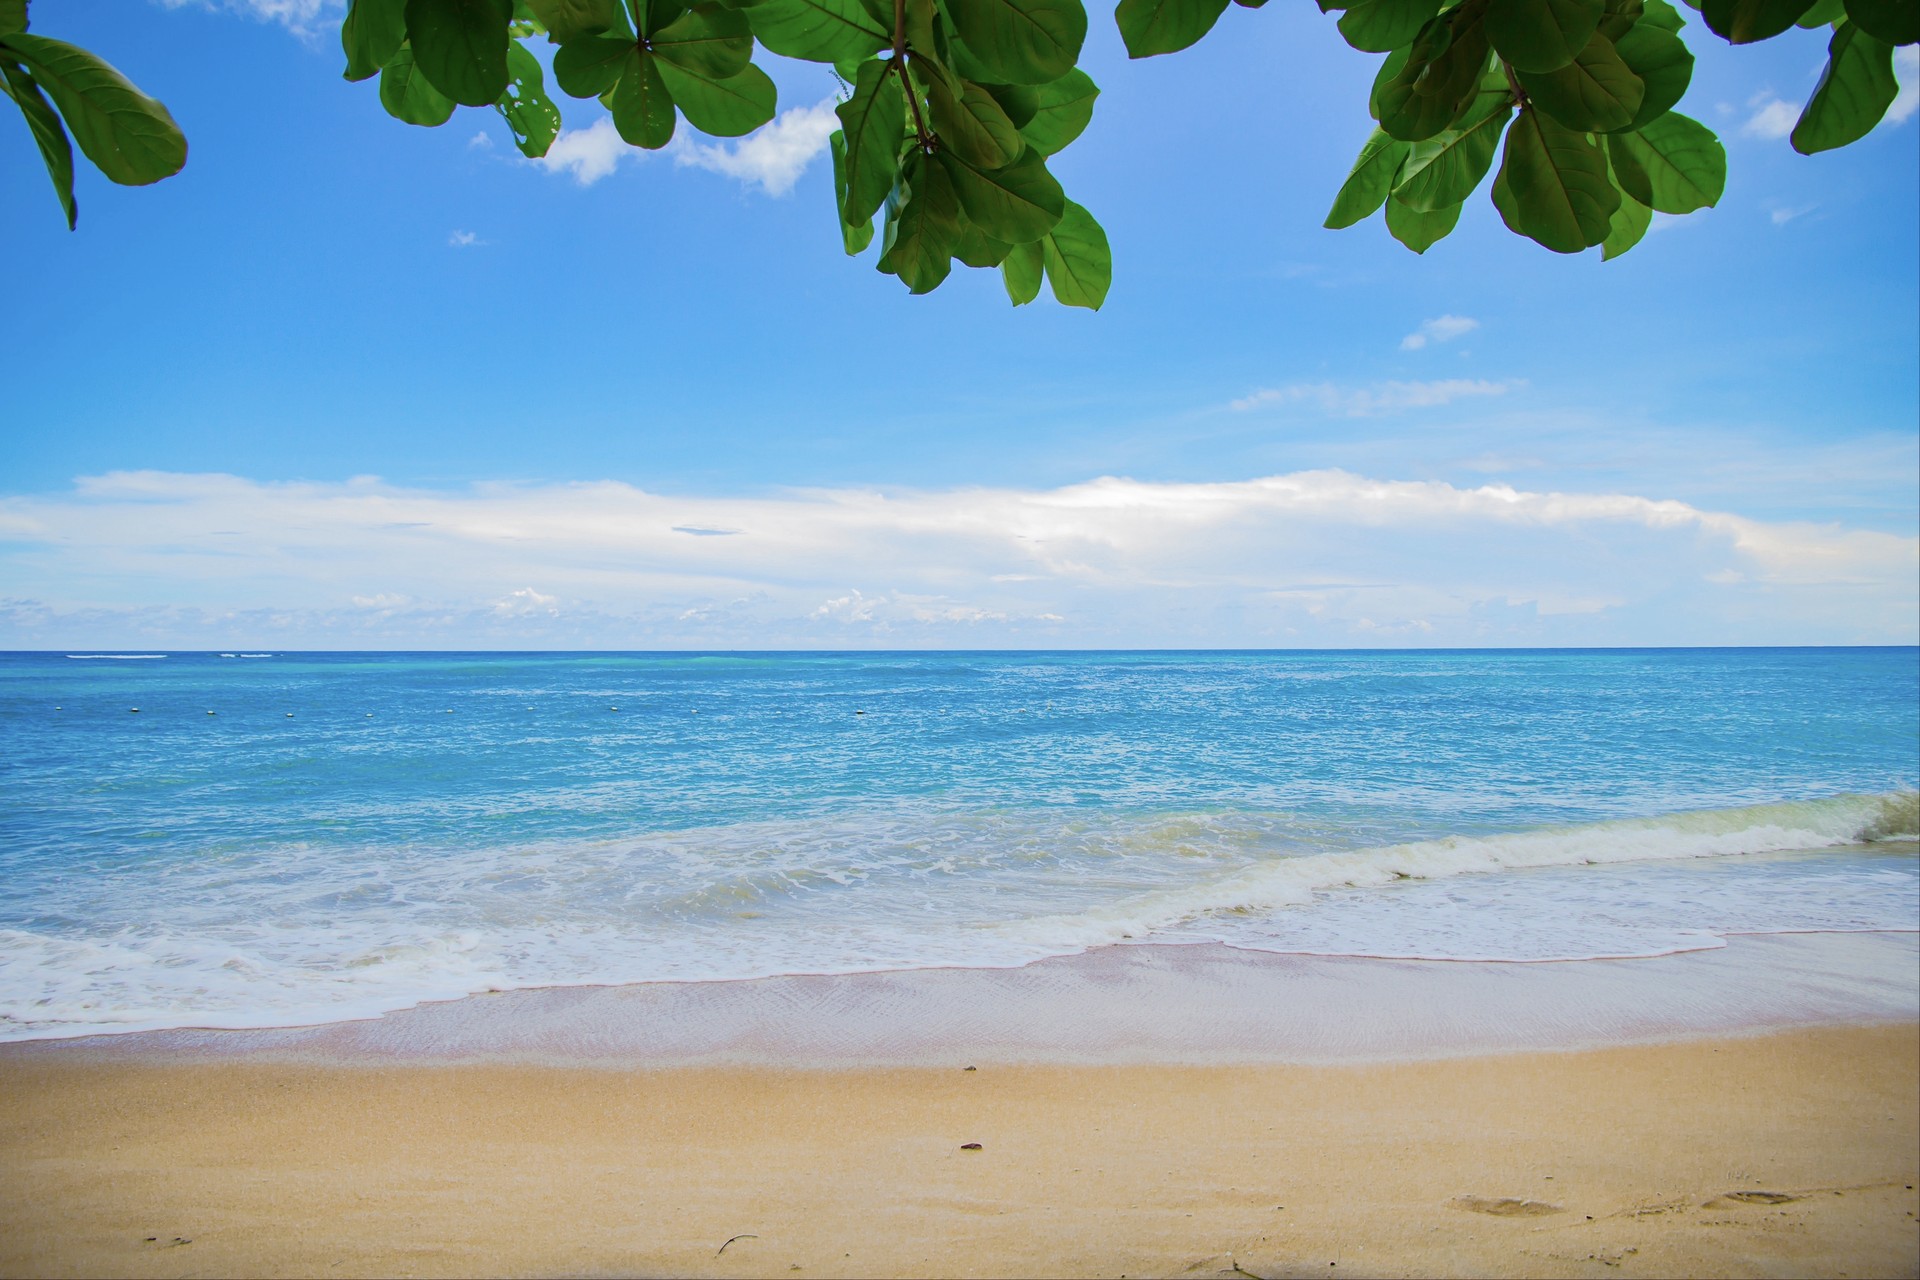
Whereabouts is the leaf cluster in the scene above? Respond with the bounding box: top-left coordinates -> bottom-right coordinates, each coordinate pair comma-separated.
0,0 -> 186,229
1315,0 -> 1914,257
5,0 -> 1913,296
335,0 -> 1113,305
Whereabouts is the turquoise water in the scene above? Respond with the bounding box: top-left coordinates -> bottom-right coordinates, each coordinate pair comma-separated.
1,648 -> 1915,1039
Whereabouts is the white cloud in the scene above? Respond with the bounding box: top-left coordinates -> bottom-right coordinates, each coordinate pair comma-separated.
1231,379 -> 1520,415
811,589 -> 879,622
1742,91 -> 1799,140
469,132 -> 495,151
0,469 -> 1911,649
1891,47 -> 1920,125
534,103 -> 839,194
448,229 -> 483,247
493,587 -> 558,617
671,99 -> 840,196
1400,315 -> 1479,351
160,0 -> 340,33
1769,204 -> 1816,226
535,116 -> 637,187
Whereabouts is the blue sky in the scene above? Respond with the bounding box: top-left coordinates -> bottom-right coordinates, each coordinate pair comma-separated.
0,0 -> 1914,648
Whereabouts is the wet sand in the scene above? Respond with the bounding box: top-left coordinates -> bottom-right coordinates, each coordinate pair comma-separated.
9,931 -> 1913,1067
2,937 -> 1916,1278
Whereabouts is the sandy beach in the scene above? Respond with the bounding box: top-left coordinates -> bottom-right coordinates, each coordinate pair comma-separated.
3,935 -> 1917,1279
2,1026 -> 1916,1279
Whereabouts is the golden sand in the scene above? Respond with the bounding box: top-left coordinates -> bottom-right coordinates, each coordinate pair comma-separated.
2,1023 -> 1915,1279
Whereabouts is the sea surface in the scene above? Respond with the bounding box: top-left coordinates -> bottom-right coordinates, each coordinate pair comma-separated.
0,648 -> 1914,1042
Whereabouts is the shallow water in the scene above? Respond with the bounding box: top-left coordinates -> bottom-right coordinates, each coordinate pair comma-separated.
1,648 -> 1914,1040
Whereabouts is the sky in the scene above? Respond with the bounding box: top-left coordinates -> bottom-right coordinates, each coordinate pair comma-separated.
0,0 -> 1915,649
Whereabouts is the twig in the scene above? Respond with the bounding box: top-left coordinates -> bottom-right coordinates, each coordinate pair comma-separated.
717,1234 -> 759,1256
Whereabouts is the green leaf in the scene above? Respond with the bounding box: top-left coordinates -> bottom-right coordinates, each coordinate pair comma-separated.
654,3 -> 753,76
1600,183 -> 1651,257
523,0 -> 631,41
1842,0 -> 1916,43
1039,199 -> 1110,307
953,218 -> 1014,265
879,151 -> 961,293
743,0 -> 889,63
830,130 -> 877,254
656,57 -> 776,135
835,58 -> 904,224
379,42 -> 460,123
0,1 -> 24,35
496,39 -> 563,154
983,79 -> 1040,124
1613,20 -> 1692,128
903,0 -> 947,61
1392,96 -> 1510,210
552,33 -> 635,96
1792,20 -> 1899,154
1483,0 -> 1603,71
939,146 -> 1066,241
0,58 -> 75,227
1,32 -> 187,184
1605,109 -> 1722,212
1116,0 -> 1231,56
944,0 -> 1087,85
344,0 -> 408,80
1491,103 -> 1618,250
1002,238 -> 1044,303
1338,0 -> 1443,52
1794,0 -> 1845,23
1598,0 -> 1643,39
404,0 -> 513,106
609,47 -> 676,145
1018,68 -> 1097,153
926,70 -> 1023,166
1377,7 -> 1494,141
1368,45 -> 1409,120
1386,195 -> 1461,250
1699,0 -> 1815,42
1324,127 -> 1409,226
1639,0 -> 1687,28
1518,30 -> 1645,130
638,0 -> 691,34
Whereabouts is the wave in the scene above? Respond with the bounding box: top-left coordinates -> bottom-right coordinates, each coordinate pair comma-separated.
64,654 -> 166,660
1858,791 -> 1919,841
0,792 -> 1910,1042
993,792 -> 1919,952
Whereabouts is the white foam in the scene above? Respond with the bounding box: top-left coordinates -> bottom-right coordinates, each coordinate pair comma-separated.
991,794 -> 1915,955
0,794 -> 1913,1043
63,654 -> 166,660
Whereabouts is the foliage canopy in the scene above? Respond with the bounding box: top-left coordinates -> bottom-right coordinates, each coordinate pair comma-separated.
2,0 -> 1913,307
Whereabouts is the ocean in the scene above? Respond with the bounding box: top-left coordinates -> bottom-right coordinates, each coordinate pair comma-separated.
1,648 -> 1914,1042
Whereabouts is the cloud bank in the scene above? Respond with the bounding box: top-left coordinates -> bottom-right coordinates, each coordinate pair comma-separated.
0,470 -> 1912,649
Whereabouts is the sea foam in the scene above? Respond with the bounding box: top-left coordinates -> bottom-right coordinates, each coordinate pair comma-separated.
0,794 -> 1911,1042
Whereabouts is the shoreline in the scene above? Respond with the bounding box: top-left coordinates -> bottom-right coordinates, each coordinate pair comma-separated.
8,929 -> 1915,1068
5,933 -> 1915,1277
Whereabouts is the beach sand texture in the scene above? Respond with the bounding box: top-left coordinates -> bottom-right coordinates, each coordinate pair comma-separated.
1,1026 -> 1915,1279
3,938 -> 1917,1279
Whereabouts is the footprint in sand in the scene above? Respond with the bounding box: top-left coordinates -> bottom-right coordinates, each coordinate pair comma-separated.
1715,1191 -> 1801,1205
1454,1196 -> 1563,1217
